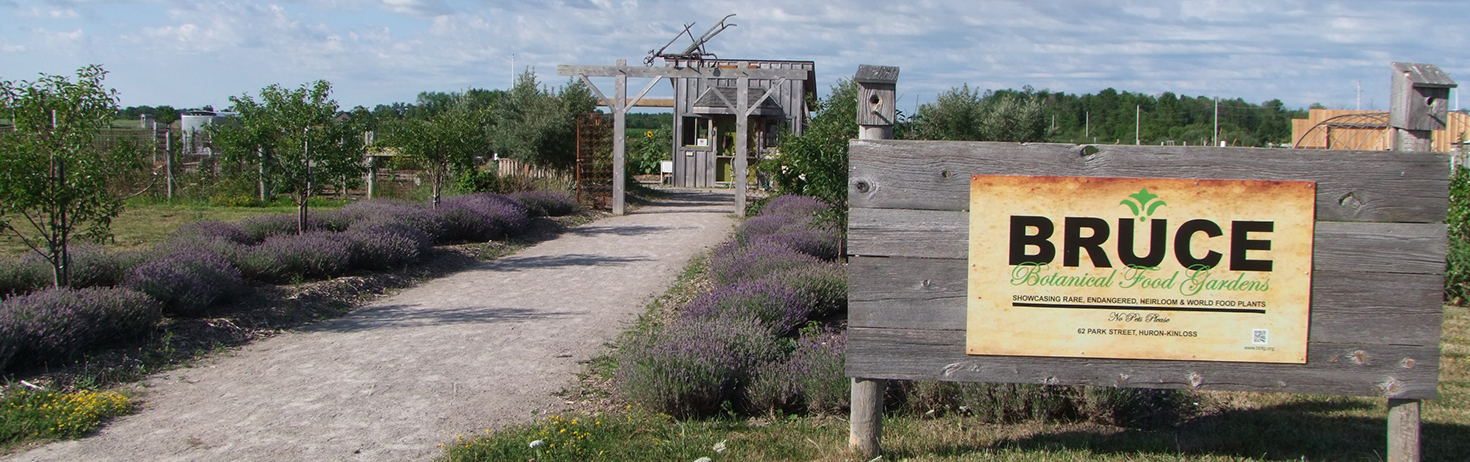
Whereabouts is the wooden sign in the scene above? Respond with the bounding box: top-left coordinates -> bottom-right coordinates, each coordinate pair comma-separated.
966,175 -> 1316,363
846,140 -> 1444,400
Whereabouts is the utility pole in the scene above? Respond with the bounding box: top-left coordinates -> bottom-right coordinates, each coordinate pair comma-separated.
1357,80 -> 1363,111
1213,97 -> 1219,147
1085,111 -> 1089,139
1135,105 -> 1140,145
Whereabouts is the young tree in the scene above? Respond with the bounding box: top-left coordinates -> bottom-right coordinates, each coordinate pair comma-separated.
0,65 -> 140,287
910,86 -> 1050,142
214,80 -> 363,233
765,79 -> 858,208
382,98 -> 489,208
490,70 -> 597,170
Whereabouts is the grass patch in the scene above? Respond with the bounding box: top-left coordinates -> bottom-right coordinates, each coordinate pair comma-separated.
443,409 -> 844,462
0,202 -> 343,257
0,387 -> 132,451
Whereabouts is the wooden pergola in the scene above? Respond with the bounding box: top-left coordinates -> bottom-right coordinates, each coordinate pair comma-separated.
558,59 -> 809,215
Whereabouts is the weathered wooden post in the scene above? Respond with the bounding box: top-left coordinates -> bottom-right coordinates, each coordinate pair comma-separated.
1387,61 -> 1455,462
736,65 -> 750,215
1390,62 -> 1456,153
849,64 -> 898,458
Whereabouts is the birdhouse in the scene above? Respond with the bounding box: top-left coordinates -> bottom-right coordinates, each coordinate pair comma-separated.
1389,62 -> 1457,131
854,65 -> 900,127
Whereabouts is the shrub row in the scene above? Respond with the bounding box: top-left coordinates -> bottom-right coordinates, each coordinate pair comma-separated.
615,195 -> 848,418
0,190 -> 581,372
0,287 -> 161,371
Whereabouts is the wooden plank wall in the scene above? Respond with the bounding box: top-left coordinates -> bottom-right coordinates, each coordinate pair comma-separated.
846,140 -> 1448,399
670,59 -> 813,188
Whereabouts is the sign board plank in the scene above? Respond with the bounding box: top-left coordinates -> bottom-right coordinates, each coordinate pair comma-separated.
850,209 -> 1448,275
847,327 -> 1440,399
850,257 -> 1443,346
848,141 -> 1448,223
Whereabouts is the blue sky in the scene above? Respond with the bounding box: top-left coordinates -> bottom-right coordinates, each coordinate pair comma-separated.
2,0 -> 1466,112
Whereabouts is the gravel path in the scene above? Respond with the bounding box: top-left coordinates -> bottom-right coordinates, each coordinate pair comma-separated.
7,189 -> 737,462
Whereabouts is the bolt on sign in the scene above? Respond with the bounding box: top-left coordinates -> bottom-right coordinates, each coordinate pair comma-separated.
967,175 -> 1316,363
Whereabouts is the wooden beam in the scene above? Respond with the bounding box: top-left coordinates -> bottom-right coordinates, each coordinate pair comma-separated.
558,64 -> 808,80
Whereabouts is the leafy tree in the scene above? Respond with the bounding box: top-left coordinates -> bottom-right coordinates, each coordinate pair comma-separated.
910,86 -> 1050,142
381,98 -> 489,208
153,105 -> 180,126
214,80 -> 364,232
490,70 -> 597,170
765,79 -> 858,210
0,65 -> 141,287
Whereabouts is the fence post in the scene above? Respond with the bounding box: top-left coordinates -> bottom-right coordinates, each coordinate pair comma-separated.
1387,62 -> 1455,462
849,64 -> 899,458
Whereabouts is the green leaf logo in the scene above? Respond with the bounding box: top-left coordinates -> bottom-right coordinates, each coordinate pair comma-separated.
1120,187 -> 1166,222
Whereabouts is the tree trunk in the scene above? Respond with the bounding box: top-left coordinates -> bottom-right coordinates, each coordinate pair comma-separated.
298,193 -> 309,235
431,167 -> 442,209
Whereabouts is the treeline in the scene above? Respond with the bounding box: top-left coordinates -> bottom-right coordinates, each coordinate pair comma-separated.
904,86 -> 1308,147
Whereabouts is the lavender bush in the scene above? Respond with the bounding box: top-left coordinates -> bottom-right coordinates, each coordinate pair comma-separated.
733,214 -> 793,241
614,315 -> 782,417
760,195 -> 829,219
761,263 -> 847,317
336,199 -> 447,241
683,279 -> 812,336
239,213 -> 328,242
346,222 -> 432,270
437,193 -> 530,243
746,229 -> 839,261
236,231 -> 354,282
747,327 -> 848,415
54,244 -> 131,289
0,287 -> 160,371
708,240 -> 824,286
167,220 -> 254,246
0,255 -> 48,298
510,190 -> 579,217
126,250 -> 244,317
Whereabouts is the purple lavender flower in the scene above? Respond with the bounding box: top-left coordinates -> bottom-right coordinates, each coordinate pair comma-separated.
437,193 -> 531,243
709,240 -> 823,285
614,315 -> 781,417
236,231 -> 354,282
683,278 -> 813,336
510,190 -> 580,217
126,250 -> 244,317
0,287 -> 160,371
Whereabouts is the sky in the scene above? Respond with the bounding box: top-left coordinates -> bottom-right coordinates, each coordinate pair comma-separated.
1,0 -> 1466,113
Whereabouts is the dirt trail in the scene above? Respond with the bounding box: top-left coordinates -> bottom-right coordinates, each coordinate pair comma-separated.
8,189 -> 737,462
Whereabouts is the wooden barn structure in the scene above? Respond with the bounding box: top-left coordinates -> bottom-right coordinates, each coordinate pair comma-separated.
666,58 -> 817,188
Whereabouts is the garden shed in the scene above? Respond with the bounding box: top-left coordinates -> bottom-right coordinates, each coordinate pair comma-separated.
667,58 -> 816,188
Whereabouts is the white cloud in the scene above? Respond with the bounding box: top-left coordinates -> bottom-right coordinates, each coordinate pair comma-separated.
1,0 -> 1465,110
18,5 -> 77,18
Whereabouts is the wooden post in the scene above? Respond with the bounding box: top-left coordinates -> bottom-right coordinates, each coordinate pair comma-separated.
366,156 -> 376,200
850,64 -> 899,459
736,68 -> 749,216
612,59 -> 628,216
1386,62 -> 1455,462
1388,398 -> 1421,462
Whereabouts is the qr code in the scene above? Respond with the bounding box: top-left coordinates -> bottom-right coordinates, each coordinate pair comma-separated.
1252,329 -> 1268,345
